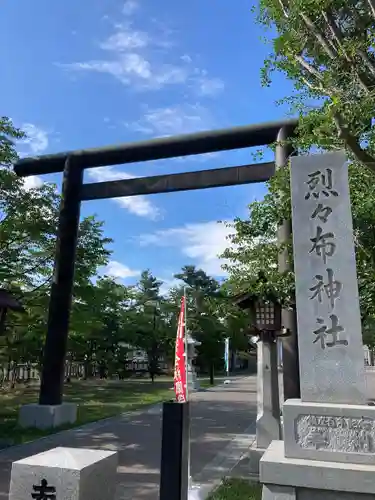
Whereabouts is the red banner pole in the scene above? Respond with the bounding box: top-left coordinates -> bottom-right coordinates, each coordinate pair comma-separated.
173,296 -> 187,403
184,287 -> 189,402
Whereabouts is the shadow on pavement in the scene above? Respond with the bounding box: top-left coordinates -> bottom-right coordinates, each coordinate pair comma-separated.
0,377 -> 257,500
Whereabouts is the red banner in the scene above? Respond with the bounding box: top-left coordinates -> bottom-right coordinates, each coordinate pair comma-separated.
173,296 -> 187,403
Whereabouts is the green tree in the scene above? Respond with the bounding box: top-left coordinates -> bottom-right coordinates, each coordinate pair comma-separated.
174,266 -> 225,384
254,0 -> 375,171
0,117 -> 113,379
130,270 -> 168,382
0,117 -> 56,379
68,277 -> 135,379
0,116 -> 24,166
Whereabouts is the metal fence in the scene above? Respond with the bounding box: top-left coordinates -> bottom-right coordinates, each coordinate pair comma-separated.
0,360 -> 171,384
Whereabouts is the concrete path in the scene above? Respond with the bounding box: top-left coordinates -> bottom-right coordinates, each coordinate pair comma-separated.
0,376 -> 257,500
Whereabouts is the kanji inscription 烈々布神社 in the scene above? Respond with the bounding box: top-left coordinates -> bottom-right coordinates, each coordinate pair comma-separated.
305,168 -> 347,349
304,168 -> 339,200
309,268 -> 342,309
291,151 -> 366,404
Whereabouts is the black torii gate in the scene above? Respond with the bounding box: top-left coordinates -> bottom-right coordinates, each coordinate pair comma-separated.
14,118 -> 299,407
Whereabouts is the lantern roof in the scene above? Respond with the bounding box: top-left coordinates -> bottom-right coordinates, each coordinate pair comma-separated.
230,270 -> 282,311
232,289 -> 279,311
186,332 -> 202,346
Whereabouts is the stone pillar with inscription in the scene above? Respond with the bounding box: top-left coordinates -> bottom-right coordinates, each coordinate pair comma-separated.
9,447 -> 118,500
260,151 -> 375,500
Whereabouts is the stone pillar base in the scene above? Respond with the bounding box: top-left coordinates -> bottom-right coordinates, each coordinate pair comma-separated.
283,399 -> 375,465
18,403 -> 77,429
256,412 -> 281,450
261,440 -> 375,500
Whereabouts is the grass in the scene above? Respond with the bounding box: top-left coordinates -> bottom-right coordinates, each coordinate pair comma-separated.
0,378 -> 174,445
208,479 -> 262,500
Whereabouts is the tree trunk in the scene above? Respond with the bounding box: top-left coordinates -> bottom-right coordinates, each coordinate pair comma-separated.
209,363 -> 214,385
99,362 -> 106,379
5,358 -> 11,382
230,351 -> 235,373
148,342 -> 159,383
11,362 -> 17,389
84,360 -> 93,380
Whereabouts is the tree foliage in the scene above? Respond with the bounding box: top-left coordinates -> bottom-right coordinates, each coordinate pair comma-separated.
219,2 -> 375,347
255,0 -> 375,172
173,266 -> 250,382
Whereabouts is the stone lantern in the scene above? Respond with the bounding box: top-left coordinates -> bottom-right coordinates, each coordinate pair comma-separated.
186,332 -> 201,392
233,284 -> 287,477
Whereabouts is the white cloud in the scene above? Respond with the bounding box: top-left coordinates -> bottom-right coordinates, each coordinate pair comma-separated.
116,195 -> 160,219
195,76 -> 225,97
105,260 -> 140,279
64,54 -> 188,90
23,175 -> 44,190
180,54 -> 192,64
122,0 -> 139,16
100,29 -> 149,51
60,9 -> 223,95
159,277 -> 183,296
125,104 -> 214,137
16,123 -> 50,190
18,123 -> 49,155
139,221 -> 234,277
88,166 -> 160,219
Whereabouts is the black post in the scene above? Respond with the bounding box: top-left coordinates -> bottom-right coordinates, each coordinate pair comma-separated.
39,157 -> 83,405
275,126 -> 301,401
159,401 -> 190,500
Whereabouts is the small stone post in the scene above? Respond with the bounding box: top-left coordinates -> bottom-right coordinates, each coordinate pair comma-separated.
9,447 -> 118,500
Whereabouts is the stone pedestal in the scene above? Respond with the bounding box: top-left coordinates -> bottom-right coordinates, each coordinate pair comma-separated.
283,399 -> 375,465
261,441 -> 375,500
9,446 -> 118,500
19,403 -> 77,429
261,400 -> 375,499
249,338 -> 281,476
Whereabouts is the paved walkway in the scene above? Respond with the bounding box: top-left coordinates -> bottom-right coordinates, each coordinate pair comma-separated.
0,376 -> 258,500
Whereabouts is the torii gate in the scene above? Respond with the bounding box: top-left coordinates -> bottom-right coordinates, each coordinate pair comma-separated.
14,118 -> 299,418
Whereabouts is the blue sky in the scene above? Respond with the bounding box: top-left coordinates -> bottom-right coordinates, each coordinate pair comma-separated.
1,0 -> 294,292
